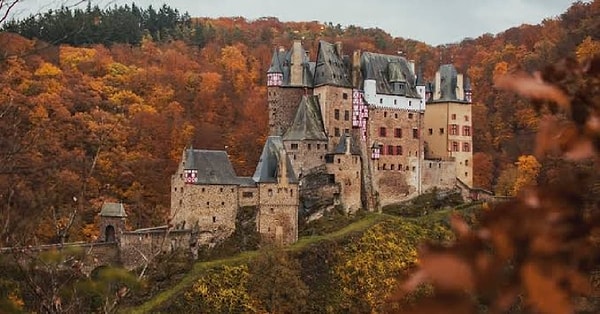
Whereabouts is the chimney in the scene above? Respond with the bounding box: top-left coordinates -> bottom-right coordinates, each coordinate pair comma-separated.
408,60 -> 415,75
352,50 -> 361,88
456,74 -> 464,100
345,136 -> 351,155
434,71 -> 442,100
278,147 -> 288,185
335,41 -> 343,57
290,40 -> 303,86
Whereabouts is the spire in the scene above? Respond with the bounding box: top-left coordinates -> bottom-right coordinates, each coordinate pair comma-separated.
267,48 -> 284,74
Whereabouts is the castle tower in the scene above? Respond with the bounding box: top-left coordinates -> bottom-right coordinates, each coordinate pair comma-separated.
99,202 -> 127,243
423,64 -> 473,187
282,95 -> 328,177
266,42 -> 313,136
253,136 -> 299,244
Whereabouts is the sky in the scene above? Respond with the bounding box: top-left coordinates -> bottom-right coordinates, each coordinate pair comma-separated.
9,0 -> 584,45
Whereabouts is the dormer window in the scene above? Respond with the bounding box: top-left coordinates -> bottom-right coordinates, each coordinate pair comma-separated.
392,82 -> 405,94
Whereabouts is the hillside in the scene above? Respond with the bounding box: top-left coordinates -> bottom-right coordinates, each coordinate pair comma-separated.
0,1 -> 599,245
122,209 -> 459,313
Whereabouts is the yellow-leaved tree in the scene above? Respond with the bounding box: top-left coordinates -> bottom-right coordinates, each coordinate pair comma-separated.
513,155 -> 541,194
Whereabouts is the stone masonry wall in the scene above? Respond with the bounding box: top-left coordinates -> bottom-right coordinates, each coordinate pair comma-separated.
171,173 -> 238,238
257,182 -> 299,244
285,139 -> 329,177
326,153 -> 362,212
368,107 -> 424,204
119,230 -> 191,270
313,85 -> 353,149
238,186 -> 259,207
268,86 -> 307,136
421,159 -> 457,192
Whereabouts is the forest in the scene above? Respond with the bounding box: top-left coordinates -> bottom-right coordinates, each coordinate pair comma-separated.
0,0 -> 598,246
1,0 -> 600,312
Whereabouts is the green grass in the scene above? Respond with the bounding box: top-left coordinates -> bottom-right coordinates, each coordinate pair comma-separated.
122,212 -> 391,314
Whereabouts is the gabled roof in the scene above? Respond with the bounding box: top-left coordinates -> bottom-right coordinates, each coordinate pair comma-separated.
437,64 -> 459,101
100,203 -> 127,217
360,52 -> 421,98
184,149 -> 240,185
267,44 -> 314,87
430,64 -> 471,103
313,41 -> 352,87
333,133 -> 361,155
283,95 -> 327,141
253,136 -> 298,183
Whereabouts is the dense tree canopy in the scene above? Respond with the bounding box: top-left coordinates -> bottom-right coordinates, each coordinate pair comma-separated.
0,1 -> 599,245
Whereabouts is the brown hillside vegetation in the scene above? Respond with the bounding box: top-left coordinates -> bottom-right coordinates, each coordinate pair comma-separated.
0,1 -> 599,247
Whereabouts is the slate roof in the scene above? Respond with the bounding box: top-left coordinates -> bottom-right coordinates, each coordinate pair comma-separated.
267,49 -> 285,74
100,203 -> 127,217
283,95 -> 327,141
253,136 -> 298,183
313,41 -> 352,87
360,52 -> 421,98
267,45 -> 314,87
184,149 -> 240,185
333,133 -> 361,155
430,64 -> 470,103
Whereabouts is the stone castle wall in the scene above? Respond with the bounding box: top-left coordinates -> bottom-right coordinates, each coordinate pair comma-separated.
119,229 -> 192,270
368,108 -> 424,205
421,159 -> 457,192
326,153 -> 362,212
171,170 -> 238,238
268,87 -> 307,135
314,85 -> 353,148
284,139 -> 329,177
257,182 -> 299,244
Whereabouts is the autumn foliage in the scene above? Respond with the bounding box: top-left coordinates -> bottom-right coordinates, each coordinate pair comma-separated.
394,56 -> 600,313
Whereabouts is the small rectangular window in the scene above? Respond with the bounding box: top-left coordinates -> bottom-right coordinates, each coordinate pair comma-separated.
463,142 -> 471,152
344,110 -> 350,121
394,128 -> 402,138
396,145 -> 403,155
412,128 -> 419,139
451,114 -> 456,120
343,93 -> 348,100
428,128 -> 433,135
387,145 -> 394,155
291,143 -> 298,150
335,128 -> 340,136
439,128 -> 444,135
334,109 -> 340,120
463,126 -> 471,136
452,141 -> 459,152
379,127 -> 387,137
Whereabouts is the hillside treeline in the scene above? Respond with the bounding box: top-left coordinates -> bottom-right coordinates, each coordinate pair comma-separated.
1,1 -> 600,244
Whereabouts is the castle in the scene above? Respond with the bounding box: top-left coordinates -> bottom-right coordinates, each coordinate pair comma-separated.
168,40 -> 474,246
4,40 -> 477,274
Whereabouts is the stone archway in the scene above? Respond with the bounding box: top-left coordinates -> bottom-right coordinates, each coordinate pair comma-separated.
105,225 -> 115,242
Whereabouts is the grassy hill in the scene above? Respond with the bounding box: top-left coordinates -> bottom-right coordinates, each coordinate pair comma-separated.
123,201 -> 483,313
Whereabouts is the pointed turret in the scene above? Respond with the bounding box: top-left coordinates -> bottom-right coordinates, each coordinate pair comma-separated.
253,136 -> 297,184
267,48 -> 285,86
464,77 -> 473,103
283,95 -> 327,141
